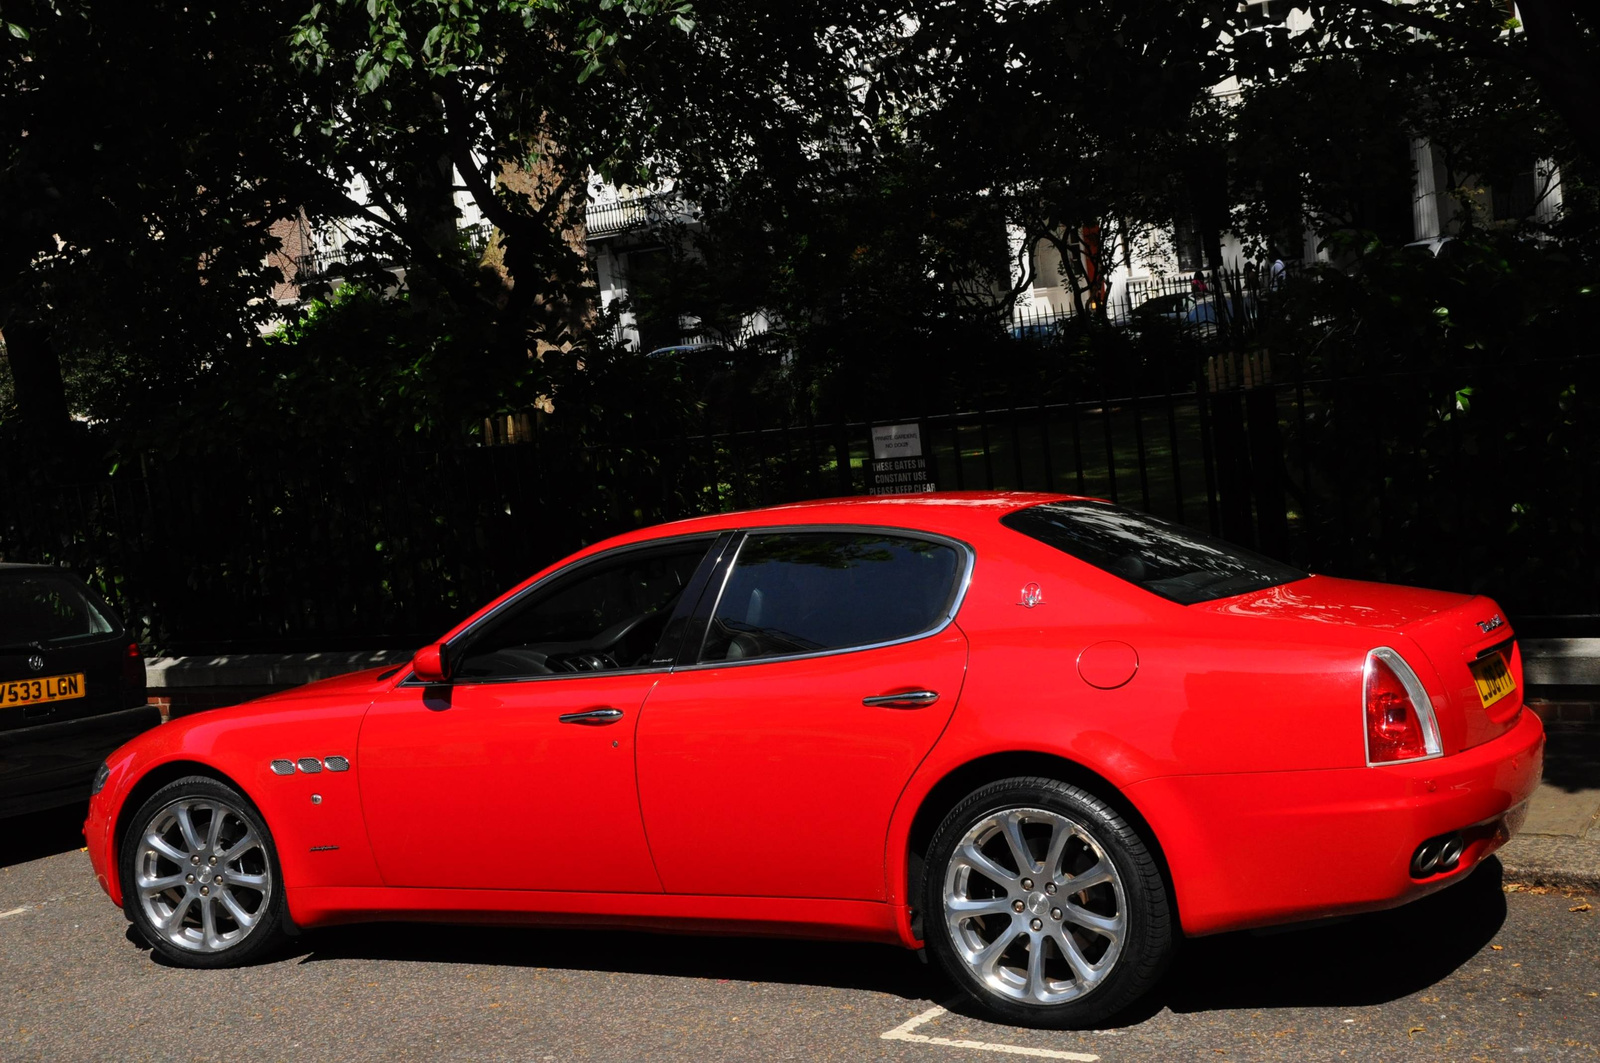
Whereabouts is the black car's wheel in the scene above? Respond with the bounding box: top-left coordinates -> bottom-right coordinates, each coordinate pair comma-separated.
923,777 -> 1173,1028
119,776 -> 287,968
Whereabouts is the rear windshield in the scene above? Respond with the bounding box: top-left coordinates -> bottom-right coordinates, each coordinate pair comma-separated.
1001,501 -> 1306,605
0,571 -> 120,647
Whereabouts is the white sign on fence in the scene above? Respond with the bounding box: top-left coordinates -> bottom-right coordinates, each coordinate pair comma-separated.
868,423 -> 936,495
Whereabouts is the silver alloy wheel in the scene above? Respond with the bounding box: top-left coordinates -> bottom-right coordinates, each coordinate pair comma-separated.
942,807 -> 1127,1005
134,797 -> 272,953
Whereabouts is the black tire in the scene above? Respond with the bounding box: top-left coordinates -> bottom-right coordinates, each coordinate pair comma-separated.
119,775 -> 288,968
922,776 -> 1172,1028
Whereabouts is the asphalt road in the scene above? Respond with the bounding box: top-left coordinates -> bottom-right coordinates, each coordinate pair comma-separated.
2,805 -> 1596,1063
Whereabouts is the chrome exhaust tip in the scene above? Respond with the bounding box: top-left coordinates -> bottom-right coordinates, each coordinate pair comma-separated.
1437,834 -> 1466,872
1411,830 -> 1467,878
1411,839 -> 1443,878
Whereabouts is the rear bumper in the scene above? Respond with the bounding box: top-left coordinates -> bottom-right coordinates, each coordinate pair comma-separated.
0,704 -> 161,818
1129,707 -> 1545,937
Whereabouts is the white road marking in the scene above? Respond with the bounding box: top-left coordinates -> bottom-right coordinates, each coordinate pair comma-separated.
0,906 -> 30,920
880,1007 -> 1101,1061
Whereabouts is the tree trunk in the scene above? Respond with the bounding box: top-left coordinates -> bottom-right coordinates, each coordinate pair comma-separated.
0,319 -> 70,439
495,136 -> 594,357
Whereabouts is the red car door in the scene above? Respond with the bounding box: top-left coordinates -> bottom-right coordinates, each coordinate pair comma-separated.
358,536 -> 718,892
636,528 -> 971,901
359,674 -> 664,891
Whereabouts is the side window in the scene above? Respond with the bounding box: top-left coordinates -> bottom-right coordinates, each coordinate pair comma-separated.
453,540 -> 712,680
699,531 -> 962,663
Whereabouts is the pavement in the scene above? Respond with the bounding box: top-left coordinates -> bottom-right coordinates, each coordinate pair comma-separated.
1497,715 -> 1600,891
1,821 -> 1596,1062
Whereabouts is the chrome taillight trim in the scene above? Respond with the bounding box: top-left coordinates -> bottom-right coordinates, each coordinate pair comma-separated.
1363,646 -> 1444,766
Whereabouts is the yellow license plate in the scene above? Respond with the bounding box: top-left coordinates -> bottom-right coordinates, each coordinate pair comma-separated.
0,673 -> 87,708
1469,653 -> 1516,709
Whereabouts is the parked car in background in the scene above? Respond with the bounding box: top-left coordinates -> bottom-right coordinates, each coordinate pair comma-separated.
83,494 -> 1541,1028
1008,319 -> 1066,345
645,342 -> 746,405
1129,291 -> 1256,341
1129,290 -> 1201,325
1127,290 -> 1217,340
644,342 -> 734,364
1403,236 -> 1461,260
1,564 -> 159,818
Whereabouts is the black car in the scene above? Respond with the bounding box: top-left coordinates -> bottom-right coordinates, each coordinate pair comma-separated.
0,564 -> 160,817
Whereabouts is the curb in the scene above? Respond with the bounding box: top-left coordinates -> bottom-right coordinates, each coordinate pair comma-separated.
144,650 -> 409,690
1496,834 -> 1600,892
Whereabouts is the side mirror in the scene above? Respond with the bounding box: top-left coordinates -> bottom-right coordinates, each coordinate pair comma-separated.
412,643 -> 452,684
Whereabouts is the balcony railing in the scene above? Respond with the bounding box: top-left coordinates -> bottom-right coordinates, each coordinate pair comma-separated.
294,221 -> 493,280
585,192 -> 683,239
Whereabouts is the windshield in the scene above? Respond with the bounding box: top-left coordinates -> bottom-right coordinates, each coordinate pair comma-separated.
0,571 -> 120,647
1001,501 -> 1306,605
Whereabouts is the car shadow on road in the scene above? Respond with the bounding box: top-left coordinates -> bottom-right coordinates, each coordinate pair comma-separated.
295,921 -> 944,1000
0,803 -> 88,869
1111,857 -> 1510,1024
290,859 -> 1507,1017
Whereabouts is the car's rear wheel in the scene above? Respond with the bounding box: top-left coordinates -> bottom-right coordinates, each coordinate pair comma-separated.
923,777 -> 1172,1028
120,776 -> 287,967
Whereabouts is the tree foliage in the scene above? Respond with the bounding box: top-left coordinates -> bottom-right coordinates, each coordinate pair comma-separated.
1222,0 -> 1597,254
0,1 -> 307,444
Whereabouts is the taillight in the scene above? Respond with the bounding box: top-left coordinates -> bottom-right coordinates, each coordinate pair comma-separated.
123,641 -> 146,700
1363,647 -> 1442,765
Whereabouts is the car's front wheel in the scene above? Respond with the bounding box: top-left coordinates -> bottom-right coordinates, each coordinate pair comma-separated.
120,776 -> 287,967
923,777 -> 1173,1028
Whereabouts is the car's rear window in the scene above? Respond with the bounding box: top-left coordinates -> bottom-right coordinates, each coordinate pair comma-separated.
0,571 -> 120,647
1001,501 -> 1306,605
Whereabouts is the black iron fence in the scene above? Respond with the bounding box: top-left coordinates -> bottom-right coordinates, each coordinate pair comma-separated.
634,266 -> 1273,356
4,324 -> 1596,652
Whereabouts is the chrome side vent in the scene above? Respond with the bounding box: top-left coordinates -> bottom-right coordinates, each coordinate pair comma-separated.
323,756 -> 350,772
296,758 -> 323,774
270,759 -> 296,776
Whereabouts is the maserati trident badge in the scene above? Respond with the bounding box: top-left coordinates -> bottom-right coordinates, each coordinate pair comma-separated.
27,654 -> 45,673
1018,582 -> 1046,609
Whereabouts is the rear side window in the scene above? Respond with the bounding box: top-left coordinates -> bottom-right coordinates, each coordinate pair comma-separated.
1001,501 -> 1305,605
0,571 -> 120,647
700,531 -> 963,663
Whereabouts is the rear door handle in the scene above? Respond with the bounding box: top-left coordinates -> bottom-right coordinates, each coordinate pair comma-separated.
862,690 -> 940,709
558,708 -> 626,725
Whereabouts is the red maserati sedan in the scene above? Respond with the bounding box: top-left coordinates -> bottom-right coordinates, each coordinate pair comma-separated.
83,493 -> 1542,1028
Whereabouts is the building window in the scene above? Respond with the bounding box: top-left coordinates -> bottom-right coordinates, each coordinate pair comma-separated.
1173,215 -> 1203,274
1242,0 -> 1283,27
1492,170 -> 1539,222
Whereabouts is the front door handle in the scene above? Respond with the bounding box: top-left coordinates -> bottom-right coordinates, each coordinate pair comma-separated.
558,708 -> 625,725
862,690 -> 940,709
